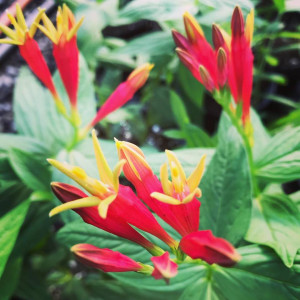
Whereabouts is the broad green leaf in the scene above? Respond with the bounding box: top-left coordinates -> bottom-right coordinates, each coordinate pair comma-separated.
146,148 -> 215,176
290,191 -> 300,210
0,154 -> 18,181
14,56 -> 96,154
163,129 -> 186,139
256,151 -> 300,183
8,148 -> 51,191
251,109 -> 271,159
0,200 -> 30,278
0,134 -> 49,155
170,90 -> 190,129
180,277 -> 223,300
0,181 -> 31,218
12,202 -> 53,258
14,67 -> 73,153
118,0 -> 196,23
76,0 -> 118,67
255,126 -> 300,168
246,193 -> 300,267
169,91 -> 215,148
144,86 -> 176,128
181,245 -> 300,300
112,32 -> 174,56
200,114 -> 252,245
177,64 -> 204,109
0,258 -> 22,300
15,267 -> 51,300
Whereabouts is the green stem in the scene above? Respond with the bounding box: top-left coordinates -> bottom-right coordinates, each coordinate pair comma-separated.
213,91 -> 260,196
66,125 -> 80,151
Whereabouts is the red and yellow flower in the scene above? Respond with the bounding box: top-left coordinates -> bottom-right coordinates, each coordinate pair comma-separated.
173,7 -> 254,125
49,135 -> 241,282
115,139 -> 205,237
37,4 -> 83,123
0,4 -> 64,111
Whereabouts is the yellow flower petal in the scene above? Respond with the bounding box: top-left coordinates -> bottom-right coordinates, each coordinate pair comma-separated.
160,163 -> 172,196
245,8 -> 254,44
187,154 -> 206,192
49,196 -> 100,217
151,192 -> 181,205
92,130 -> 114,188
98,194 -> 117,219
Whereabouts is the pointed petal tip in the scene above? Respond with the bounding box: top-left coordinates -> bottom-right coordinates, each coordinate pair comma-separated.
231,6 -> 244,37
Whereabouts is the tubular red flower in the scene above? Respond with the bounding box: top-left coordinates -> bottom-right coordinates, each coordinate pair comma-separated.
87,63 -> 153,129
19,34 -> 58,99
115,140 -> 205,237
151,252 -> 178,283
180,230 -> 241,267
229,6 -> 254,124
0,5 -> 59,101
38,4 -> 84,109
173,7 -> 254,125
71,244 -> 144,272
53,35 -> 79,108
51,182 -> 161,253
49,132 -> 176,251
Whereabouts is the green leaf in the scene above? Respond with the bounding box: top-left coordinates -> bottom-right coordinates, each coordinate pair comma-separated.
13,56 -> 96,154
8,148 -> 51,191
246,193 -> 300,267
15,267 -> 51,300
0,199 -> 30,278
200,114 -> 252,245
250,109 -> 271,160
0,134 -> 49,155
144,86 -> 176,128
273,0 -> 285,13
170,90 -> 190,128
256,151 -> 300,183
177,64 -> 205,109
76,0 -> 118,67
118,0 -> 195,23
255,126 -> 300,167
12,202 -> 53,258
0,258 -> 22,300
0,181 -> 31,218
0,154 -> 18,181
112,32 -> 174,56
181,245 -> 300,300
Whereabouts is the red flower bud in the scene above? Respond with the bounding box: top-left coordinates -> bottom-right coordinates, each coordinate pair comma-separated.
180,230 -> 241,267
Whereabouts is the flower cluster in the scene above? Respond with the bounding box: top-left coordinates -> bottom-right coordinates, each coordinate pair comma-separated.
0,4 -> 152,132
172,7 -> 254,126
49,131 -> 240,283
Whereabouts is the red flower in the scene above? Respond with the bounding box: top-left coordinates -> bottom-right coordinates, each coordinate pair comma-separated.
86,63 -> 154,130
151,252 -> 178,283
49,130 -> 177,254
115,140 -> 206,237
229,6 -> 254,124
173,7 -> 254,124
71,244 -> 146,273
38,4 -> 84,113
0,5 -> 62,108
180,230 -> 241,267
51,182 -> 162,255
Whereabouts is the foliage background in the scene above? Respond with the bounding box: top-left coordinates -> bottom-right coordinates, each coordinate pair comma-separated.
0,0 -> 299,299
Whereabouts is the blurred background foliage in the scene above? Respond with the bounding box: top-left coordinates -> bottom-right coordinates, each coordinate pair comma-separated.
0,0 -> 299,299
